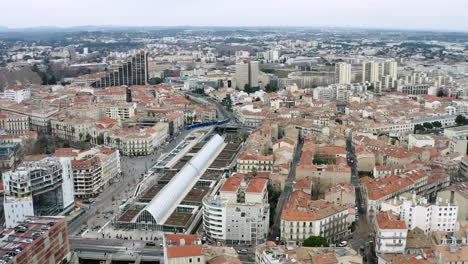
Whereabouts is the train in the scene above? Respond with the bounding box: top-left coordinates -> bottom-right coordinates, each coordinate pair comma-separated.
186,119 -> 230,130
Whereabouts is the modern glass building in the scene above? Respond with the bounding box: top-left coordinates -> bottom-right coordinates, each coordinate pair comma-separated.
91,51 -> 148,88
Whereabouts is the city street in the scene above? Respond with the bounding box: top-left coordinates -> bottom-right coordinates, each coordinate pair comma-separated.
270,135 -> 304,241
346,134 -> 377,263
68,129 -> 194,236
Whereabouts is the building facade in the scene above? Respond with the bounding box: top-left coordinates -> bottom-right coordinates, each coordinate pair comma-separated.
281,191 -> 349,244
203,176 -> 269,244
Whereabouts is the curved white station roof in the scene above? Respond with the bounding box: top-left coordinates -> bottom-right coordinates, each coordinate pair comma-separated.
139,134 -> 224,224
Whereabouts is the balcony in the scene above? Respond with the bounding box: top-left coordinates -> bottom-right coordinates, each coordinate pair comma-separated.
385,243 -> 404,247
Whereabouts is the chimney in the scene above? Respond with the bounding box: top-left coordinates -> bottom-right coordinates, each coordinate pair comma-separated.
180,239 -> 185,246
450,190 -> 455,204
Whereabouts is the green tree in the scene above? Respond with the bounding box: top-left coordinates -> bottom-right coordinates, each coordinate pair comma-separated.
455,115 -> 467,126
261,69 -> 276,74
432,121 -> 442,128
414,124 -> 425,133
265,84 -> 278,93
313,158 -> 327,165
221,94 -> 233,111
148,77 -> 164,85
423,122 -> 434,130
303,236 -> 329,247
436,90 -> 445,97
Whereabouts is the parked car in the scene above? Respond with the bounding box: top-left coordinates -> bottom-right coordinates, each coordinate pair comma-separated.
338,241 -> 348,247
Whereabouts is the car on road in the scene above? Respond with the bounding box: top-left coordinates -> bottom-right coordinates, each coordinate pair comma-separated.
338,241 -> 348,247
145,242 -> 156,247
238,249 -> 248,254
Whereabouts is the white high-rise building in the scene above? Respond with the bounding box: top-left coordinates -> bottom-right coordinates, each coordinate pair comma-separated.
381,193 -> 458,233
249,61 -> 260,88
203,175 -> 269,244
384,60 -> 398,79
335,63 -> 352,84
263,49 -> 280,63
362,61 -> 380,83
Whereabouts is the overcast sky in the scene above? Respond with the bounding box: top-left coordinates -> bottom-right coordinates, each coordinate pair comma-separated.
2,0 -> 468,31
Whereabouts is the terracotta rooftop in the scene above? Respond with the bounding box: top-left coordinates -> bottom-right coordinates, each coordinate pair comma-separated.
376,211 -> 407,230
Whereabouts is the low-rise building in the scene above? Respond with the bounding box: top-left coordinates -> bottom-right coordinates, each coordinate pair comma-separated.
382,193 -> 458,233
237,152 -> 273,174
374,211 -> 408,254
408,134 -> 435,149
281,190 -> 349,244
105,122 -> 169,156
444,125 -> 468,139
449,136 -> 468,154
163,234 -> 205,264
324,182 -> 356,206
0,111 -> 30,134
433,244 -> 468,264
1,86 -> 31,103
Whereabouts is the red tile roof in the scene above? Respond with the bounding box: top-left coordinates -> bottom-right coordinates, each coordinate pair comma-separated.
246,178 -> 267,193
376,211 -> 407,230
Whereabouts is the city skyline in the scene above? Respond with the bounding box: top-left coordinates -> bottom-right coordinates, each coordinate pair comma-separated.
1,0 -> 468,32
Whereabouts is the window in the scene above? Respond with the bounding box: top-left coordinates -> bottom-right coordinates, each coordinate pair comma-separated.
189,258 -> 192,263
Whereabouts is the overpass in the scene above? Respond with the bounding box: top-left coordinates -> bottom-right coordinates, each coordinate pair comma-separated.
69,237 -> 162,264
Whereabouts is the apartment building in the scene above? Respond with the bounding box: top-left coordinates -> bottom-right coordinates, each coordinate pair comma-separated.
51,117 -> 96,142
2,157 -> 74,227
104,122 -> 169,156
374,211 -> 408,254
54,146 -> 121,198
0,216 -> 70,264
335,62 -> 352,84
237,152 -> 274,174
295,157 -> 351,186
360,170 -> 451,212
0,111 -> 30,134
203,175 -> 269,244
397,84 -> 431,95
444,125 -> 468,139
0,105 -> 58,133
382,193 -> 458,233
324,182 -> 356,206
438,183 -> 468,221
1,86 -> 31,103
104,102 -> 136,120
281,190 -> 349,244
448,136 -> 468,154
